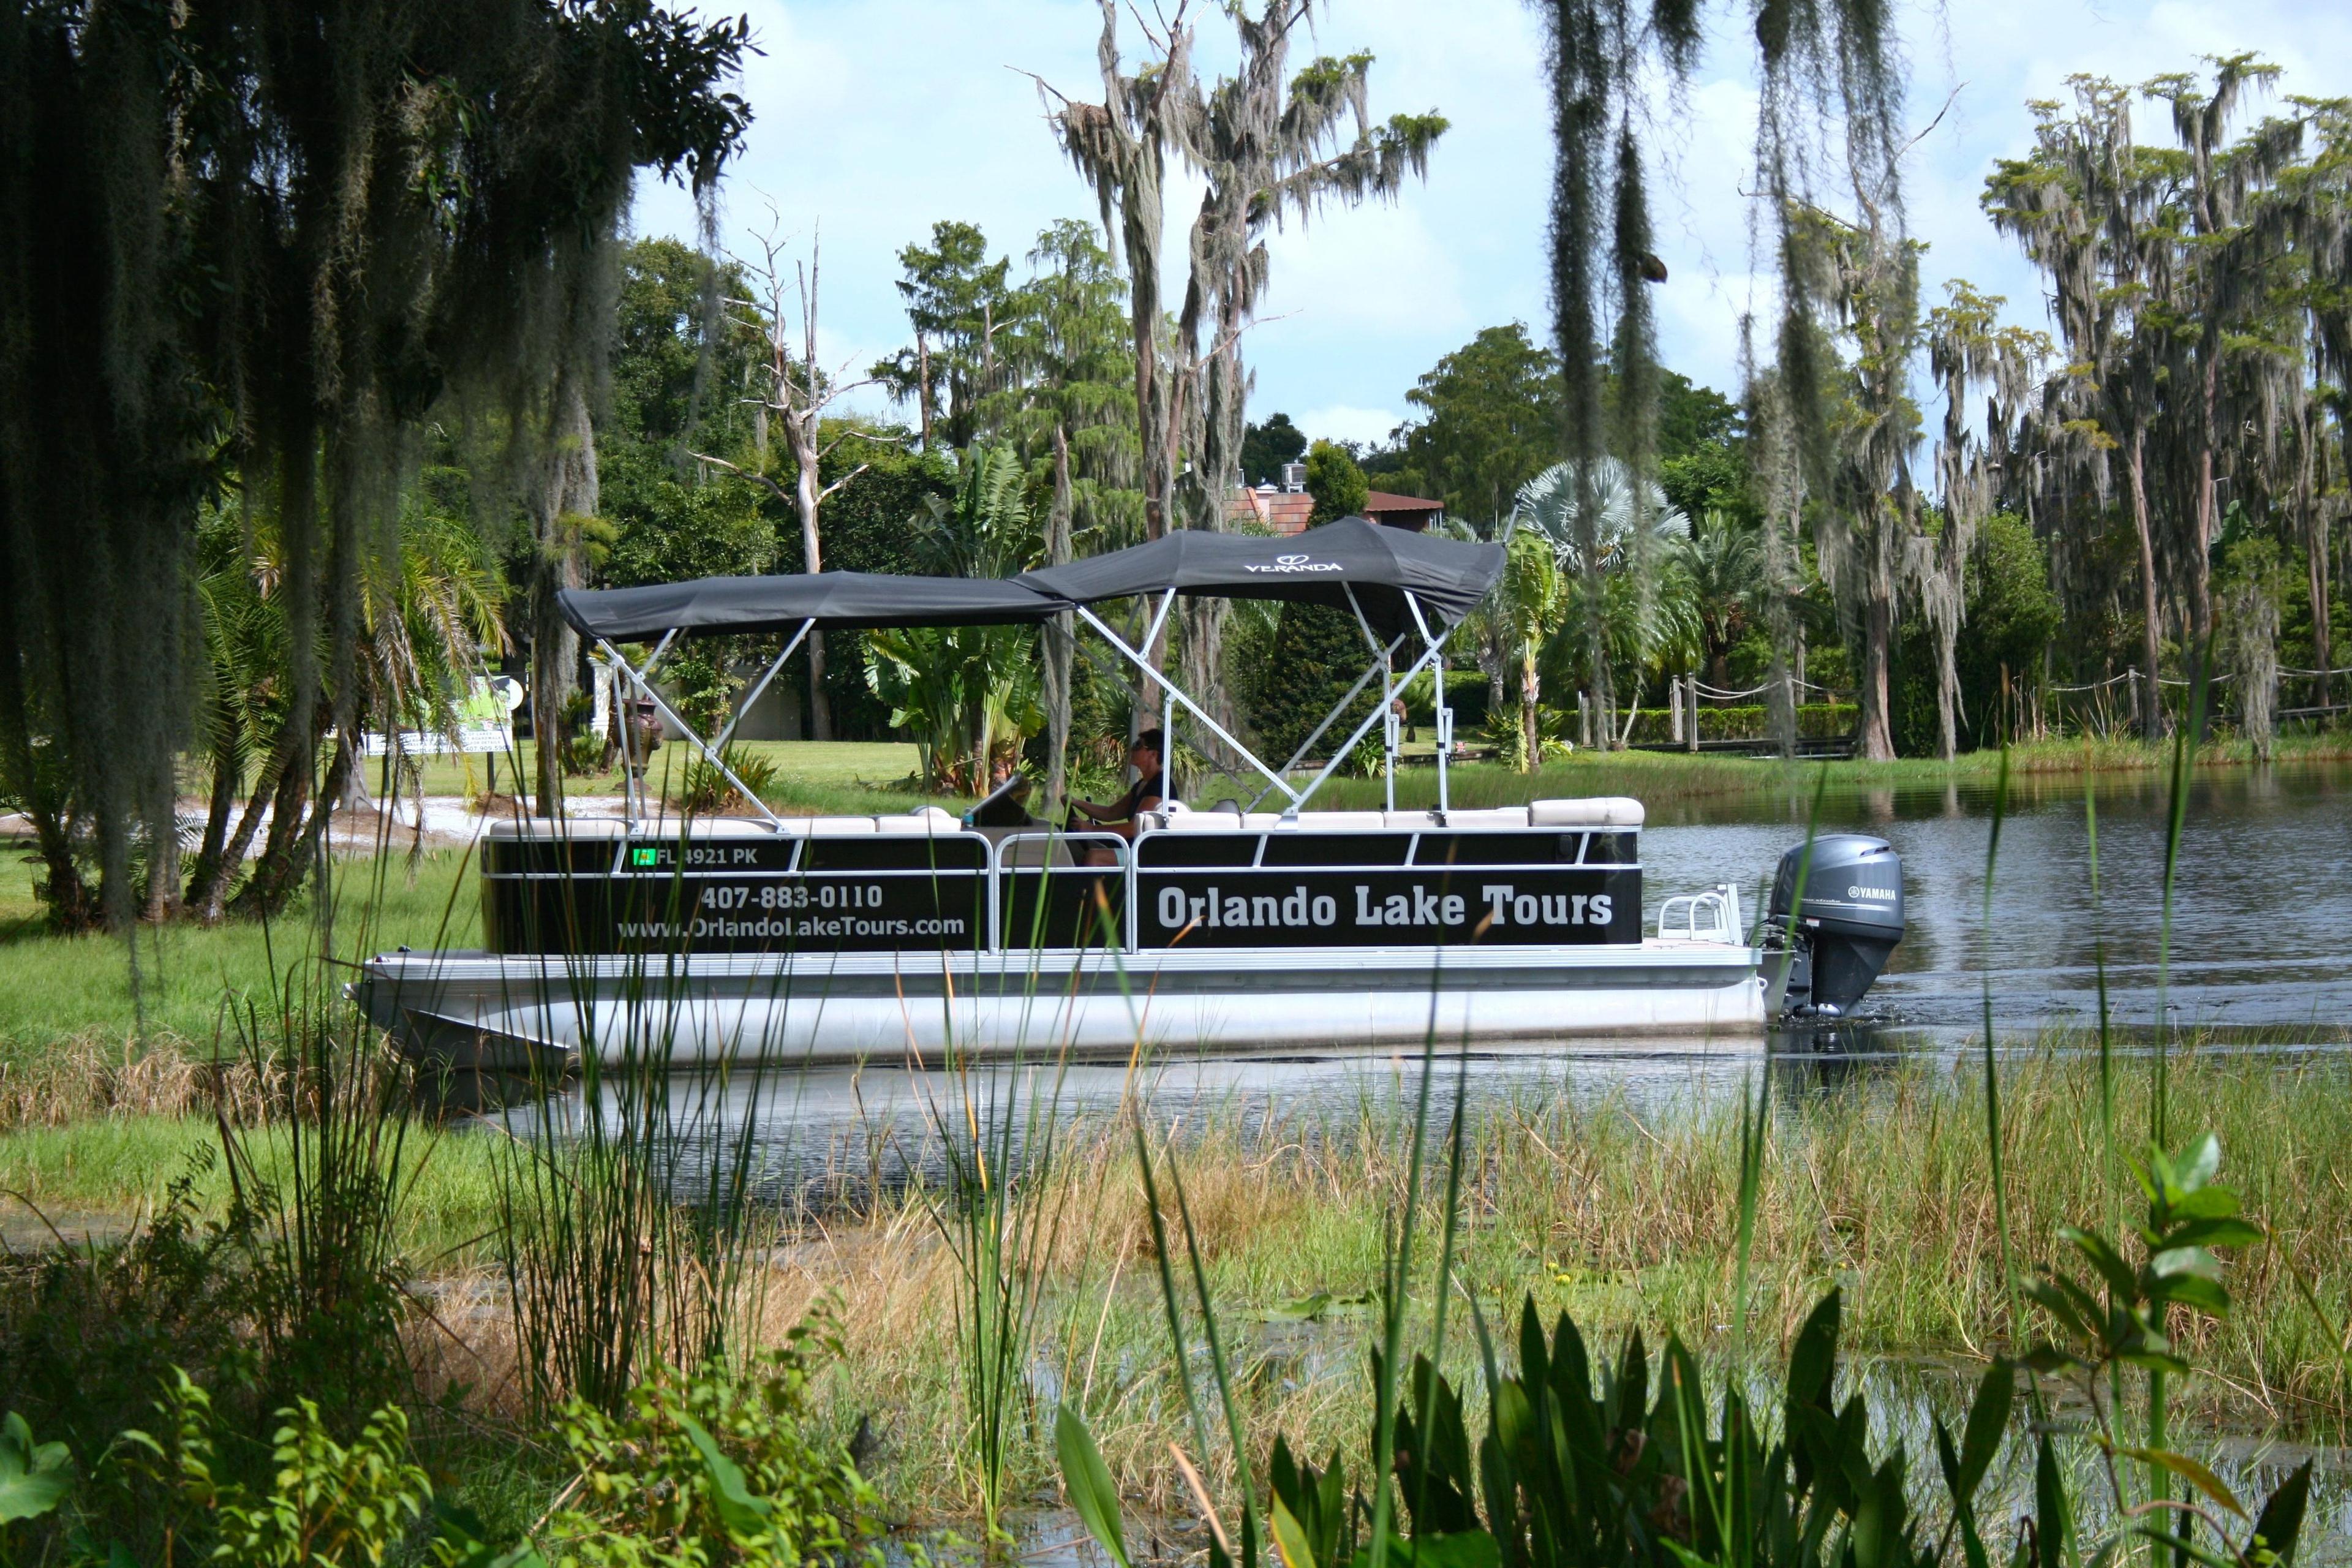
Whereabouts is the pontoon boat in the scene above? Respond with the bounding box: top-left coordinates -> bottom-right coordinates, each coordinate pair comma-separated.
356,518 -> 1902,1066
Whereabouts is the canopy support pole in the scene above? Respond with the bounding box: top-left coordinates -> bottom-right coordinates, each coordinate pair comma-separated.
1246,632 -> 1407,813
1072,603 -> 1302,808
1289,616 -> 1462,815
1343,585 -> 1396,812
596,637 -> 785,831
1405,594 -> 1452,819
712,620 -> 814,752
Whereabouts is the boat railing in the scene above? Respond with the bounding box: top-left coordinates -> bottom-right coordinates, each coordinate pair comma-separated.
990,831 -> 1133,953
1657,883 -> 1743,945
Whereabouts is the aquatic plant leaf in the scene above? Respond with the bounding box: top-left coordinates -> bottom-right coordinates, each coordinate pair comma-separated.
2157,1218 -> 2263,1253
0,1410 -> 72,1524
1957,1359 -> 2013,1498
2173,1134 -> 2222,1194
2032,1436 -> 2073,1568
678,1414 -> 772,1536
1390,1529 -> 1502,1568
2147,1272 -> 2230,1318
2132,1529 -> 2241,1568
2249,1458 -> 2312,1568
2058,1228 -> 2138,1303
1055,1406 -> 1132,1568
2162,1188 -> 2244,1223
1272,1494 -> 1317,1568
2022,1276 -> 2095,1342
1261,1292 -> 1335,1322
2116,1447 -> 2244,1518
1785,1288 -> 1841,1417
2150,1245 -> 2223,1281
1936,1423 -> 1995,1568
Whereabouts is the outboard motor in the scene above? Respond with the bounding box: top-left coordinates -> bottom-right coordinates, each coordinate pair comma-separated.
1765,834 -> 1904,1017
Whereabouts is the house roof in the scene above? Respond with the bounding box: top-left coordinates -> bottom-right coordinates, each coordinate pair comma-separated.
1362,489 -> 1443,513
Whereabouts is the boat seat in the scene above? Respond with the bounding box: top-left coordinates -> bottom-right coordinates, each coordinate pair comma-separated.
872,808 -> 962,835
1160,810 -> 1243,831
1530,796 -> 1645,829
1278,810 -> 1387,831
484,816 -> 628,839
1443,807 -> 1533,829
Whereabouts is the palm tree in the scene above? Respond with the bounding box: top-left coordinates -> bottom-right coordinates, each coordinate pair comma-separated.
183,500 -> 508,923
867,445 -> 1046,791
1497,529 -> 1562,772
1510,458 -> 1691,747
1676,508 -> 1764,688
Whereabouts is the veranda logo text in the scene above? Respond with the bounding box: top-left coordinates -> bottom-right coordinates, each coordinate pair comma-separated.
1242,552 -> 1341,575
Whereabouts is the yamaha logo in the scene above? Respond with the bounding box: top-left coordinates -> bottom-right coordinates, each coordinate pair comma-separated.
1243,552 -> 1342,575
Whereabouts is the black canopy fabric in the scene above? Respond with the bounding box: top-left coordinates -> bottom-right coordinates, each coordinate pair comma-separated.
558,571 -> 1063,642
1013,516 -> 1502,636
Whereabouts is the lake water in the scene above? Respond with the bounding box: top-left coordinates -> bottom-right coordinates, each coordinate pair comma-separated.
1641,758 -> 2352,1046
491,759 -> 2352,1205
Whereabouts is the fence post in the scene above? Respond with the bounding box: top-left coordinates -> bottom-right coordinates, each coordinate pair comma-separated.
1686,675 -> 1700,753
1670,676 -> 1684,745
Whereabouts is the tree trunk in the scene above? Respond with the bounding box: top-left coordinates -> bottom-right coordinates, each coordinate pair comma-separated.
227,714 -> 323,921
532,384 -> 596,816
182,734 -> 241,921
1935,625 -> 1958,762
1519,651 -> 1540,772
2188,360 -> 2220,741
788,413 -> 833,742
191,718 -> 302,923
2308,490 -> 2332,710
2127,430 -> 2165,741
233,734 -> 357,923
1044,424 -> 1076,807
1768,649 -> 1796,760
1858,591 -> 1895,761
27,807 -> 100,933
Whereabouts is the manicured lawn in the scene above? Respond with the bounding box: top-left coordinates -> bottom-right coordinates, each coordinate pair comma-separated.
0,850 -> 477,1060
403,737 -> 952,815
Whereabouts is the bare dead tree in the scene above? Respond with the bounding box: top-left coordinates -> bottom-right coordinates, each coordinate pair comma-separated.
696,217 -> 884,741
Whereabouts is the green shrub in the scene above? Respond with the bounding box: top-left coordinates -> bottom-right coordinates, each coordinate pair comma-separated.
1395,668 -> 1492,730
679,744 -> 781,815
546,1313 -> 880,1567
1482,707 -> 1572,770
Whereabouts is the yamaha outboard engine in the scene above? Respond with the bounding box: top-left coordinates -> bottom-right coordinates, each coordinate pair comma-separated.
1765,834 -> 1904,1018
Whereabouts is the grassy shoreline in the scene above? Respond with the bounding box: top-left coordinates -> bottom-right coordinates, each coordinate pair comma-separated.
5,1046 -> 2347,1525
3,734 -> 2342,1067
1313,730 -> 2352,810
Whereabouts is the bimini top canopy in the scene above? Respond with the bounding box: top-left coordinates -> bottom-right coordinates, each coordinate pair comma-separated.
558,570 -> 1063,643
1014,516 -> 1502,636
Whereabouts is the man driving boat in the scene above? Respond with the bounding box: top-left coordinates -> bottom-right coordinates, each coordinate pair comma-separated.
1066,728 -> 1166,856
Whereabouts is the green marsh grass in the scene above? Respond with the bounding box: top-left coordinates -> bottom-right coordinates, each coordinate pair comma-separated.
10,1042 -> 2351,1523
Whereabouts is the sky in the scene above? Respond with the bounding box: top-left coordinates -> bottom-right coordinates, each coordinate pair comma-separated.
629,0 -> 2352,452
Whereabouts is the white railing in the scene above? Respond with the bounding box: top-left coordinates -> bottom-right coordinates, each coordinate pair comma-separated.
1658,883 -> 1743,944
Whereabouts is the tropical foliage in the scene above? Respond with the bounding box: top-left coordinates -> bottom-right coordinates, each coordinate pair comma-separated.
866,445 -> 1047,791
